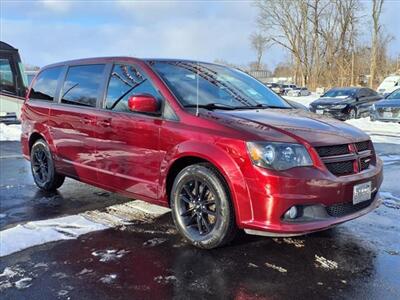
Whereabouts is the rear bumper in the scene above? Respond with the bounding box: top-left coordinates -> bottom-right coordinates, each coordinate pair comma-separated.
240,157 -> 383,235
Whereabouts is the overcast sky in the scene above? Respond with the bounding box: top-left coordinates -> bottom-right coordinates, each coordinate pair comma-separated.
1,0 -> 399,69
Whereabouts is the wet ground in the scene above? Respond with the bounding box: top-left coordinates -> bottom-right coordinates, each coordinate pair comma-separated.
1,141 -> 399,299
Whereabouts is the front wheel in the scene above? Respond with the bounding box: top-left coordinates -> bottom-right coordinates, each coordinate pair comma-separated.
30,139 -> 65,191
348,108 -> 357,120
170,163 -> 237,249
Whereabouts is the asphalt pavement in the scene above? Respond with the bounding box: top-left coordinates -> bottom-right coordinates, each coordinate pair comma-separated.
0,141 -> 399,300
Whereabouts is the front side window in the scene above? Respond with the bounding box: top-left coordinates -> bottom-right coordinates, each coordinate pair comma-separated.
105,64 -> 162,112
150,61 -> 290,109
61,64 -> 105,107
0,58 -> 15,94
387,89 -> 400,100
30,67 -> 63,101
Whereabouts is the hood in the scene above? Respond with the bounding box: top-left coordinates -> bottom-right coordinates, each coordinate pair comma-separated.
311,97 -> 352,106
374,98 -> 400,107
206,108 -> 369,147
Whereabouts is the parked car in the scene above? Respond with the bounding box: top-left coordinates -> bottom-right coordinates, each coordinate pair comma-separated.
282,84 -> 297,95
377,75 -> 400,97
309,87 -> 382,120
370,88 -> 400,123
266,82 -> 284,95
286,87 -> 311,97
21,57 -> 383,249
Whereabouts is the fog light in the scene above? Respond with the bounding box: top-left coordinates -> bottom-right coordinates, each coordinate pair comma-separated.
284,206 -> 298,219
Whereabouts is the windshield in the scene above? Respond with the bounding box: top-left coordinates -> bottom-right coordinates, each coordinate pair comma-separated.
322,89 -> 355,98
150,61 -> 291,109
387,89 -> 400,99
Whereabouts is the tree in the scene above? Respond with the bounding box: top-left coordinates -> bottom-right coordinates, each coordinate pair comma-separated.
250,32 -> 270,70
370,0 -> 384,88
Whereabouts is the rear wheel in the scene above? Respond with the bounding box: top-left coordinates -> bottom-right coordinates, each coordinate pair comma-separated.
30,139 -> 65,191
170,163 -> 237,249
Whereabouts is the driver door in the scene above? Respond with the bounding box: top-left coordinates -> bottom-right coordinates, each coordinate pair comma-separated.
95,63 -> 164,200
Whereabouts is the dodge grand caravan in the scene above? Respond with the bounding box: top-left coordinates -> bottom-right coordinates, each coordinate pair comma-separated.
21,57 -> 383,249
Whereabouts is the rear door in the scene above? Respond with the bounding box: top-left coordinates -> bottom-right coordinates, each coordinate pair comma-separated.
49,64 -> 107,183
95,63 -> 163,200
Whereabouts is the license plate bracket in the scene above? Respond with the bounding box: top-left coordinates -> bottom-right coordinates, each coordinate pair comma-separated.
353,181 -> 371,204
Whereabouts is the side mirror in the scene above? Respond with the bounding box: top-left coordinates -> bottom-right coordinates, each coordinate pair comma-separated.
127,94 -> 160,114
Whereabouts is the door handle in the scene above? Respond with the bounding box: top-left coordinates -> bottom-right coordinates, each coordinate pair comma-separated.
80,117 -> 95,125
97,119 -> 111,127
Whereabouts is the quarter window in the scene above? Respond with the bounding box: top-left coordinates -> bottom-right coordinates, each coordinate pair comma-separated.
30,67 -> 63,101
105,64 -> 162,112
61,64 -> 105,107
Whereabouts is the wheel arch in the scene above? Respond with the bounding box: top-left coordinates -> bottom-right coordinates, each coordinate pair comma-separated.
160,141 -> 253,227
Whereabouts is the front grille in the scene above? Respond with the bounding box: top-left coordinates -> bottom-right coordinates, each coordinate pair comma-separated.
325,161 -> 354,176
315,140 -> 374,176
326,200 -> 373,217
315,144 -> 349,157
355,141 -> 370,152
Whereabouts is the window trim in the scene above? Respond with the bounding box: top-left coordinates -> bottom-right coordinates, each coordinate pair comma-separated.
28,65 -> 65,103
101,61 -> 179,121
58,63 -> 108,108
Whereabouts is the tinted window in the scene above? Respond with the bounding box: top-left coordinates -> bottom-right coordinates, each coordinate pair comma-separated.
0,58 -> 15,93
105,64 -> 162,112
151,61 -> 290,108
30,67 -> 63,101
366,88 -> 377,97
387,89 -> 400,99
323,88 -> 355,98
61,64 -> 105,107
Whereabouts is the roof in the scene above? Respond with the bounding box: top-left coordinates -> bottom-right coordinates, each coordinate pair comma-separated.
0,41 -> 18,51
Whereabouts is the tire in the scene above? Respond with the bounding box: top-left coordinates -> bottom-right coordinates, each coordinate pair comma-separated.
30,139 -> 65,191
348,108 -> 356,120
170,163 -> 237,249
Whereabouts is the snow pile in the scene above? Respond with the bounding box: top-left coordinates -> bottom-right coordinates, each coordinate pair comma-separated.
283,94 -> 318,107
0,215 -> 108,257
0,124 -> 21,141
0,200 -> 170,257
346,118 -> 400,144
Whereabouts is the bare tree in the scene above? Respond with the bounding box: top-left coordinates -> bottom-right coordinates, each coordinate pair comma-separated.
250,32 -> 270,70
370,0 -> 384,88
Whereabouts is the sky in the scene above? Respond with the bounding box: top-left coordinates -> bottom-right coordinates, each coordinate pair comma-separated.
1,0 -> 399,70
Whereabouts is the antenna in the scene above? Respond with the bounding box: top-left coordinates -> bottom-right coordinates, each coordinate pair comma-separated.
196,61 -> 199,117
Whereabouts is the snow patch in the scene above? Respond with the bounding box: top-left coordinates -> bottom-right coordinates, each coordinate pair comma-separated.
314,255 -> 338,270
0,200 -> 170,257
143,237 -> 167,248
100,274 -> 117,284
0,215 -> 107,257
0,124 -> 21,141
264,262 -> 288,273
283,94 -> 318,107
14,277 -> 32,289
92,249 -> 129,262
380,191 -> 400,209
346,118 -> 400,145
154,275 -> 178,284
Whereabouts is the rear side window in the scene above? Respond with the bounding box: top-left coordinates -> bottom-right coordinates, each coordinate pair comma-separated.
105,64 -> 162,112
61,64 -> 105,107
30,67 -> 63,101
0,58 -> 15,94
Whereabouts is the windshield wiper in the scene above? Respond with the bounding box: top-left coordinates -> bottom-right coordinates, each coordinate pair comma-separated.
183,103 -> 236,110
235,104 -> 291,109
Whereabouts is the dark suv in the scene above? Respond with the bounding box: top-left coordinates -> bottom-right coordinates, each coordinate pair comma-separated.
21,57 -> 383,249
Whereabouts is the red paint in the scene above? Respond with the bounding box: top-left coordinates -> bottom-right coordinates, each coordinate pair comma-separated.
21,57 -> 383,236
127,94 -> 159,113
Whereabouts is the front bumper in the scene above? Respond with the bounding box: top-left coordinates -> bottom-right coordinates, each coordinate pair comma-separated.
241,157 -> 383,236
310,106 -> 348,120
370,108 -> 400,123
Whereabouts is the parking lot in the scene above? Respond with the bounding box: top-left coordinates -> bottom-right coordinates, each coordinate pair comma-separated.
1,140 -> 399,299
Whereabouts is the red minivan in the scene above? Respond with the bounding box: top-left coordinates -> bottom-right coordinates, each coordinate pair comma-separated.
21,57 -> 383,249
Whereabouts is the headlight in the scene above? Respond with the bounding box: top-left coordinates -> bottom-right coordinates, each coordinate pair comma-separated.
247,142 -> 313,170
331,104 -> 347,109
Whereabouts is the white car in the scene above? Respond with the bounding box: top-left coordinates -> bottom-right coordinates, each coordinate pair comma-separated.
287,87 -> 311,97
377,75 -> 400,97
